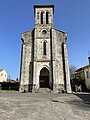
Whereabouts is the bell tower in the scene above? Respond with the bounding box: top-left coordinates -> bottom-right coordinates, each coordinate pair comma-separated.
32,5 -> 54,91
34,5 -> 54,26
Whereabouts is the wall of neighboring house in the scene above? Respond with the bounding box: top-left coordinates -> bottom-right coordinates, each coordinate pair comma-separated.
75,69 -> 85,80
0,69 -> 7,82
84,67 -> 90,90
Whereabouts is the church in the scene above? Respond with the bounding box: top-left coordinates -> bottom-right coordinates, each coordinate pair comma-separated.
19,5 -> 71,93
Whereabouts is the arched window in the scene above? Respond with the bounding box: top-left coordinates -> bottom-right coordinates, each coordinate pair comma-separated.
41,12 -> 43,24
46,12 -> 49,24
43,41 -> 46,55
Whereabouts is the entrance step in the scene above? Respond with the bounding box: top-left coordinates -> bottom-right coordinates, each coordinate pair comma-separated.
38,88 -> 52,93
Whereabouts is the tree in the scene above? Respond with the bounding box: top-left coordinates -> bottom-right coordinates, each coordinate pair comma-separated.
69,65 -> 77,79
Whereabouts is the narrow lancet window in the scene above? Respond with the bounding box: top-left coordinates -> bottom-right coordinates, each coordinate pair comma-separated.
41,12 -> 43,24
43,41 -> 46,55
46,12 -> 49,24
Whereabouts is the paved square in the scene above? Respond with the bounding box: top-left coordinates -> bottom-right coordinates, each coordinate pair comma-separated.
0,92 -> 90,120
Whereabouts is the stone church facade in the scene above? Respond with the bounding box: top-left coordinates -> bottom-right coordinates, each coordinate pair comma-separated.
19,5 -> 71,93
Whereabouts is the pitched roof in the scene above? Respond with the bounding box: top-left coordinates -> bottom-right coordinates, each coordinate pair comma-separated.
76,65 -> 90,72
0,69 -> 4,72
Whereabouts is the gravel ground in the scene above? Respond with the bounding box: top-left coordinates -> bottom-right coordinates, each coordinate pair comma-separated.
0,92 -> 90,120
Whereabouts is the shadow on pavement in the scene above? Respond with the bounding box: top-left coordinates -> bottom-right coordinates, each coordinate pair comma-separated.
66,93 -> 90,111
74,93 -> 90,103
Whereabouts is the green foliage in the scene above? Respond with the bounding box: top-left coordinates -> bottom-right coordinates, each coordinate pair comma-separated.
0,90 -> 17,92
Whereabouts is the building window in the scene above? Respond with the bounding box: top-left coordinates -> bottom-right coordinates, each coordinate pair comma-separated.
43,41 -> 46,55
86,71 -> 89,78
41,12 -> 43,24
46,12 -> 49,24
42,30 -> 47,35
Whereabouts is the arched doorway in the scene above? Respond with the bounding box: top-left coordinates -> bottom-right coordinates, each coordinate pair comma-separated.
39,67 -> 49,88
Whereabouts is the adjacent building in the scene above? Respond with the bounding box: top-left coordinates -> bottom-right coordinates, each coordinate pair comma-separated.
19,5 -> 71,93
75,57 -> 90,90
0,69 -> 7,82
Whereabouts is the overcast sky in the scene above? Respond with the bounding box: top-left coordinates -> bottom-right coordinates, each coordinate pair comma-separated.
0,0 -> 90,79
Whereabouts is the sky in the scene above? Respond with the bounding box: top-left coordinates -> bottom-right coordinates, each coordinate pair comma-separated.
0,0 -> 90,80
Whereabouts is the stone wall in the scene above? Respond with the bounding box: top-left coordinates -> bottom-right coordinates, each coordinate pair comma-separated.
19,31 -> 32,92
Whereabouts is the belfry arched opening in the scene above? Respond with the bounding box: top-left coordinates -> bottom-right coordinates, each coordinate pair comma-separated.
39,67 -> 49,88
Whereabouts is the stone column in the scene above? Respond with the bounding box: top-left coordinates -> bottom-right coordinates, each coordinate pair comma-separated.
63,43 -> 71,93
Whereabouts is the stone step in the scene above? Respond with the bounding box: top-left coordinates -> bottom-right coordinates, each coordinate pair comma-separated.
38,88 -> 52,93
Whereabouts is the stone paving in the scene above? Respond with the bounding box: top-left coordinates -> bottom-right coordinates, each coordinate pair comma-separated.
0,92 -> 90,120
